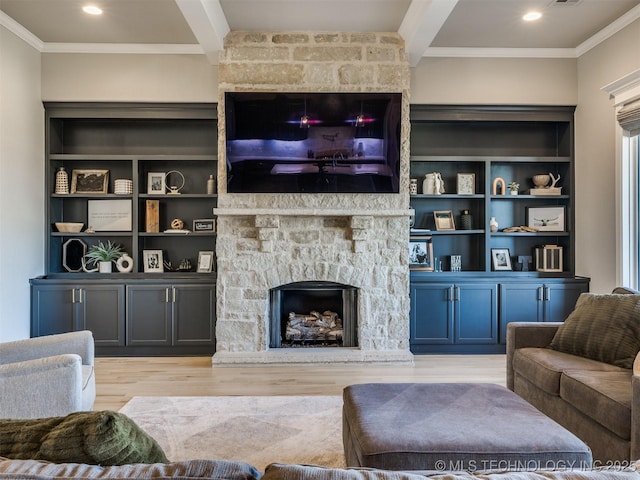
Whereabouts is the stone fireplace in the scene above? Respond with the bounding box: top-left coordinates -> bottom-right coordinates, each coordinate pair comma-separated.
212,31 -> 412,364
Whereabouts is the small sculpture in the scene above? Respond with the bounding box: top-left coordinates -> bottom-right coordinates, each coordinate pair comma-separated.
492,177 -> 506,195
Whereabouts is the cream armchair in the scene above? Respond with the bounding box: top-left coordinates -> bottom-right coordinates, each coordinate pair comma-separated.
0,331 -> 95,418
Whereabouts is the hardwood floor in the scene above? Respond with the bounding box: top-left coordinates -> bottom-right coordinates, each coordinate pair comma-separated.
94,354 -> 507,411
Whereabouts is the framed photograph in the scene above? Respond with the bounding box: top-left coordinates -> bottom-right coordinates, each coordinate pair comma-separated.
147,172 -> 166,195
87,199 -> 132,231
193,218 -> 216,233
409,236 -> 434,271
457,173 -> 475,195
71,169 -> 109,194
527,206 -> 565,232
491,248 -> 512,271
143,250 -> 164,273
197,251 -> 214,273
434,210 -> 455,231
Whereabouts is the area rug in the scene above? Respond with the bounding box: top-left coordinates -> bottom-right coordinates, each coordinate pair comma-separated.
119,395 -> 345,471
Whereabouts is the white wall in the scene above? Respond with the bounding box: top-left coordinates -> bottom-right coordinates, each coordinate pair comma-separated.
575,19 -> 640,293
0,26 -> 44,341
411,57 -> 577,105
42,54 -> 218,102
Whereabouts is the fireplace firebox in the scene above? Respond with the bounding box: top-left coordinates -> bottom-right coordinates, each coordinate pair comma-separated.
269,281 -> 358,348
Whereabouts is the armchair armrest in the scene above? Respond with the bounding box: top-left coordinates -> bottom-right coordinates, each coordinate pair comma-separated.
0,354 -> 85,418
506,322 -> 562,391
0,331 -> 94,366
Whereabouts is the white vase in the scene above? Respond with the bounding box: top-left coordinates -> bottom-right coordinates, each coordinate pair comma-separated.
99,261 -> 112,273
489,217 -> 499,232
510,190 -> 518,196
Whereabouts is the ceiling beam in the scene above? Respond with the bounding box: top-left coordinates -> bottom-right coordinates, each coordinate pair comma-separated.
399,0 -> 459,67
175,0 -> 229,64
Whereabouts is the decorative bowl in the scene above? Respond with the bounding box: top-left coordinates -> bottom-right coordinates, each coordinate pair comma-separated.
55,222 -> 84,233
532,174 -> 551,189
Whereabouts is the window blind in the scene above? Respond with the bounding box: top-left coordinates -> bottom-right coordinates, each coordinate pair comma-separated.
618,98 -> 640,136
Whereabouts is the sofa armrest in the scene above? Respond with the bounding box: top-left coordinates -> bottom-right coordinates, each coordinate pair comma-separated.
0,331 -> 94,366
0,354 -> 85,418
632,370 -> 640,460
506,322 -> 562,391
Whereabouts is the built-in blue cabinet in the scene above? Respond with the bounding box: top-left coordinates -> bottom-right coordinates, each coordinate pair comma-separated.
410,276 -> 588,353
408,105 -> 589,354
499,280 -> 588,343
410,279 -> 500,353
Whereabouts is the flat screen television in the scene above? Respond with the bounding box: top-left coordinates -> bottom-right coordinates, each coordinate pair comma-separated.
225,92 -> 402,193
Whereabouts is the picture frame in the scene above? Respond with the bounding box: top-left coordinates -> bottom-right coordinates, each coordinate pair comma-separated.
71,169 -> 109,194
409,236 -> 434,271
527,206 -> 565,232
197,251 -> 214,273
457,173 -> 475,195
87,199 -> 132,231
147,172 -> 166,195
193,218 -> 216,233
491,248 -> 512,271
434,210 -> 455,231
143,249 -> 164,273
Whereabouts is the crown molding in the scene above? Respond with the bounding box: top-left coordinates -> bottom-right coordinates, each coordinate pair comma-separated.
40,43 -> 205,55
575,4 -> 640,57
422,47 -> 577,58
0,11 -> 43,50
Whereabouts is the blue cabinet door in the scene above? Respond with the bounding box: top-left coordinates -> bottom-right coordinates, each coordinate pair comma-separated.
410,283 -> 454,344
126,285 -> 172,346
499,283 -> 545,343
455,284 -> 498,344
543,283 -> 586,322
79,284 -> 125,346
31,284 -> 77,336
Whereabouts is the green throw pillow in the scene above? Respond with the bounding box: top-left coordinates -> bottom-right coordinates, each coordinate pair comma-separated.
548,293 -> 640,369
0,410 -> 168,466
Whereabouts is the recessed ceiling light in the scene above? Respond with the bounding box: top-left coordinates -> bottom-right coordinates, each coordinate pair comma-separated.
82,5 -> 103,15
523,11 -> 542,21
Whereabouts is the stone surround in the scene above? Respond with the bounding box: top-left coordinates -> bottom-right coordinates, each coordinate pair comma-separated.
213,32 -> 412,364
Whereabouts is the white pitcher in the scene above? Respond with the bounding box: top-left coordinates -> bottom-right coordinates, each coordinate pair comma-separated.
422,172 -> 444,195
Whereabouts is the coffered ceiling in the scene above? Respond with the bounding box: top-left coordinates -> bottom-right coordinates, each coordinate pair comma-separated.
1,0 -> 639,65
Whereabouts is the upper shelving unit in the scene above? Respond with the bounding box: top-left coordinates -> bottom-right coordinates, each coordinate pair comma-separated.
44,102 -> 218,278
409,105 -> 576,277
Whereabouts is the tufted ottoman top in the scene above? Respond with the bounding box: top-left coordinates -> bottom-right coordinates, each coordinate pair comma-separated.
342,383 -> 592,471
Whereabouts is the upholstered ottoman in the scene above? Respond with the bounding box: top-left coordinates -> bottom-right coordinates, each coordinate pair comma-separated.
342,383 -> 592,471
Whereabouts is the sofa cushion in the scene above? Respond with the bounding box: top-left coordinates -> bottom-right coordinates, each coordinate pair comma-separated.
262,464 -> 640,480
512,347 -> 625,396
560,370 -> 632,440
548,293 -> 640,369
0,411 -> 167,465
0,457 -> 261,480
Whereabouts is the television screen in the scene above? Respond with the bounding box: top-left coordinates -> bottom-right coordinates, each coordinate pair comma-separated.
225,92 -> 401,193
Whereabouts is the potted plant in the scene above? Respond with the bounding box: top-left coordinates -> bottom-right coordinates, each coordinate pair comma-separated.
508,181 -> 520,195
85,240 -> 123,273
